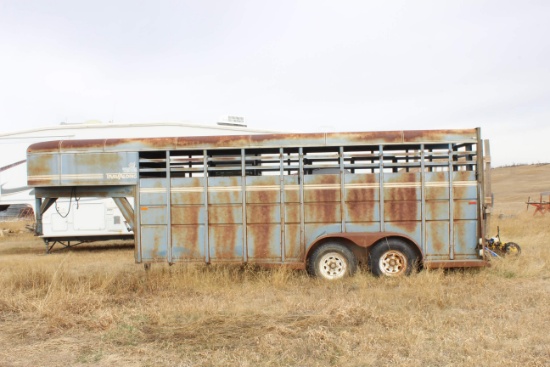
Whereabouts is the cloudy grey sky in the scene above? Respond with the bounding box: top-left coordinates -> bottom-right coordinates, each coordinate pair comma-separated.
1,0 -> 549,166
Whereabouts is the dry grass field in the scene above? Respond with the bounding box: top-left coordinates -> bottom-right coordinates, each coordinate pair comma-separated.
1,165 -> 549,367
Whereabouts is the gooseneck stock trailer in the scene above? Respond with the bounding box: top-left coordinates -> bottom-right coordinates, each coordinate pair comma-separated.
27,128 -> 492,279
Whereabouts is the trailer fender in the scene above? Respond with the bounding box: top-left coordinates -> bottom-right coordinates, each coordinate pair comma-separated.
306,232 -> 422,262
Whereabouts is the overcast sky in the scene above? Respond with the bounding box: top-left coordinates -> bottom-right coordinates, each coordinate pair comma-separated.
1,0 -> 549,166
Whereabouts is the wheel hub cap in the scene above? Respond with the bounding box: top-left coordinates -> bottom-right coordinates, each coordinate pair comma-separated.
379,250 -> 407,276
319,252 -> 347,280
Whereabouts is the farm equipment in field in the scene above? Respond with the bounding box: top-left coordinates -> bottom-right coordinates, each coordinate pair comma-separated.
526,192 -> 550,215
485,226 -> 521,258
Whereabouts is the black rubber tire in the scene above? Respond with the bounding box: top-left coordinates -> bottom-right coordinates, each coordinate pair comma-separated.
307,242 -> 357,280
504,242 -> 521,256
368,238 -> 417,277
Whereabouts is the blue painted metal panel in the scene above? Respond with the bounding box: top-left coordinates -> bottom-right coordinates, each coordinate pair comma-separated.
171,205 -> 206,224
246,176 -> 280,203
141,225 -> 168,260
385,221 -> 422,248
425,221 -> 450,258
344,201 -> 380,222
305,223 -> 342,249
303,174 -> 341,202
247,224 -> 282,260
345,222 -> 384,233
384,202 -> 421,221
208,177 -> 242,204
344,173 -> 380,223
284,223 -> 302,260
208,205 -> 243,224
454,220 -> 478,258
171,177 -> 205,205
140,179 -> 168,205
425,172 -> 449,200
209,224 -> 244,261
284,203 -> 301,223
283,176 -> 300,203
344,174 -> 380,201
27,153 -> 60,186
60,152 -> 138,186
140,206 -> 168,225
425,201 -> 450,221
454,201 -> 478,220
384,172 -> 421,200
452,171 -> 477,200
304,203 -> 341,223
247,204 -> 281,223
171,225 -> 206,260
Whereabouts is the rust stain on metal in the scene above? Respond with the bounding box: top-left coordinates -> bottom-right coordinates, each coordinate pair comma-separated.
247,204 -> 278,224
171,191 -> 203,205
60,139 -> 106,151
453,220 -> 467,252
145,227 -> 166,260
326,131 -> 403,145
28,156 -> 55,177
426,186 -> 448,201
345,201 -> 377,222
210,224 -> 239,259
424,260 -> 486,269
453,201 -> 466,221
28,128 -> 479,155
385,173 -> 418,201
345,175 -> 377,202
73,153 -> 105,167
285,203 -> 301,223
247,190 -> 278,204
384,197 -> 418,222
306,203 -> 341,223
176,135 -> 251,149
403,129 -> 476,143
305,186 -> 340,203
425,201 -> 449,221
284,187 -> 300,203
248,224 -> 277,259
428,222 -> 447,253
284,224 -> 302,259
27,140 -> 62,153
172,225 -> 202,259
384,173 -> 418,226
209,180 -> 240,259
171,206 -> 202,224
248,133 -> 326,146
305,175 -> 340,203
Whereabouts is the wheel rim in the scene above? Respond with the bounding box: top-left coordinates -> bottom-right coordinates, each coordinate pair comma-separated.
506,244 -> 520,256
319,251 -> 348,280
379,250 -> 408,276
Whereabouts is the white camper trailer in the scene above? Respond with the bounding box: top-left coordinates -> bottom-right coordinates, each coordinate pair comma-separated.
1,120 -> 272,249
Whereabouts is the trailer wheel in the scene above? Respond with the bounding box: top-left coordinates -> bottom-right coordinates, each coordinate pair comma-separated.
307,242 -> 357,280
369,239 -> 417,277
504,242 -> 521,256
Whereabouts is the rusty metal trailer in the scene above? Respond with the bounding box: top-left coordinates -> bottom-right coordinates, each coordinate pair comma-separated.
27,128 -> 491,279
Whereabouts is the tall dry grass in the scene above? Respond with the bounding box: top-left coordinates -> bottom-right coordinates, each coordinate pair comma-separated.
1,214 -> 549,367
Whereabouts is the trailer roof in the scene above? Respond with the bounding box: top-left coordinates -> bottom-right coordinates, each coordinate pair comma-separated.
27,128 -> 480,153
